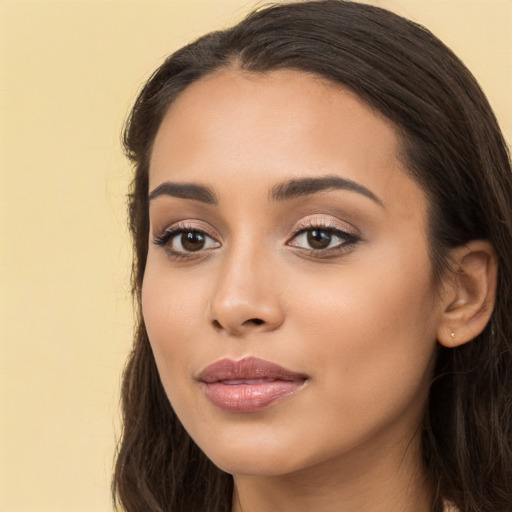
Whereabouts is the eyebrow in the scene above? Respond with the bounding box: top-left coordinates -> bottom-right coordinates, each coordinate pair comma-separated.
148,182 -> 218,204
148,175 -> 383,208
270,175 -> 383,207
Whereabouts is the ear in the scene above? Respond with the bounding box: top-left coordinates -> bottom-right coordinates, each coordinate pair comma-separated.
437,240 -> 498,348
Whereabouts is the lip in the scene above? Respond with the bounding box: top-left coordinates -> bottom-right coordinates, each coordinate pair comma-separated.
197,357 -> 308,413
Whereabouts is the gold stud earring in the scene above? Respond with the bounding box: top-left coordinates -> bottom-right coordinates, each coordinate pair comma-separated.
450,331 -> 456,343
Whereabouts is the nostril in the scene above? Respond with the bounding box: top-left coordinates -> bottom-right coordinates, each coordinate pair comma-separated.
246,318 -> 264,326
210,316 -> 270,332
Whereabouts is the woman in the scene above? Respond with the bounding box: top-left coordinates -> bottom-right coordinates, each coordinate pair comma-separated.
113,1 -> 512,511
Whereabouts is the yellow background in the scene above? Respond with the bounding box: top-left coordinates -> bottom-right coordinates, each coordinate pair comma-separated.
0,1 -> 510,511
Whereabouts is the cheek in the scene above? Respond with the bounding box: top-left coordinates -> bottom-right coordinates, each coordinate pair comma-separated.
141,262 -> 205,386
288,247 -> 439,426
292,243 -> 437,339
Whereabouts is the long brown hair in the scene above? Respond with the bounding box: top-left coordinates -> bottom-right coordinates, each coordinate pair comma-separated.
113,2 -> 512,511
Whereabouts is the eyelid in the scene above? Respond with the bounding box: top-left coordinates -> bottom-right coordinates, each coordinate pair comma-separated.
288,216 -> 360,239
153,219 -> 219,239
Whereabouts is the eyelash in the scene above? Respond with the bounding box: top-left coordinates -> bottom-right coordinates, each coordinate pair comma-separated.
153,222 -> 219,260
152,221 -> 360,260
287,221 -> 360,258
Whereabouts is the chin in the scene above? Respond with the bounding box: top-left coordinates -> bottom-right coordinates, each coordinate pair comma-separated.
209,452 -> 305,478
192,428 -> 330,478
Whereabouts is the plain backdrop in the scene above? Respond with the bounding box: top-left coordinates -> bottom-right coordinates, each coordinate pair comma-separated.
0,1 -> 510,511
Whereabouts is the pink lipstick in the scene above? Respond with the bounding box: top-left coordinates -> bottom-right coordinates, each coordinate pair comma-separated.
198,357 -> 308,413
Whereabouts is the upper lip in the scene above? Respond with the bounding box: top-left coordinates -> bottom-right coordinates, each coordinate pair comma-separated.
198,357 -> 308,383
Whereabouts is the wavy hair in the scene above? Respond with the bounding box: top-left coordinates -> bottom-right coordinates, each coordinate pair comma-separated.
113,2 -> 512,511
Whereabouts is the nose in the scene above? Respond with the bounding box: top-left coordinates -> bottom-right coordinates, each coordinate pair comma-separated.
208,246 -> 285,337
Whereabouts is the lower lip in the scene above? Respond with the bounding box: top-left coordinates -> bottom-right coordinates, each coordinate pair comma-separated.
202,380 -> 306,413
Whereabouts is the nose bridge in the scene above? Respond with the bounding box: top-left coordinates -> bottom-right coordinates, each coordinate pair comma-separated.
208,233 -> 283,334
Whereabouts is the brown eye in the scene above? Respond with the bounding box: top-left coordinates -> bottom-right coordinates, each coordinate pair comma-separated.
153,227 -> 220,256
307,229 -> 332,249
181,231 -> 206,251
288,225 -> 359,255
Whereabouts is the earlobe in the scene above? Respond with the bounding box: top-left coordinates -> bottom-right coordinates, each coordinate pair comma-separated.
437,240 -> 498,348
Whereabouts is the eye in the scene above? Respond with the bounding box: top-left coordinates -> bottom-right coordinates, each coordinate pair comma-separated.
288,226 -> 359,253
153,227 -> 220,255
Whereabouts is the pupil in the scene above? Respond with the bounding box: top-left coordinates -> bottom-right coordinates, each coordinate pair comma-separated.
307,229 -> 331,249
181,231 -> 205,251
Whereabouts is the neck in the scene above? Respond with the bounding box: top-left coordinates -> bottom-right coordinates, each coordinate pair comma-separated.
231,428 -> 433,512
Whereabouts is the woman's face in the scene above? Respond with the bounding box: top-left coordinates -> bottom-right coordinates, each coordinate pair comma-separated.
143,69 -> 445,477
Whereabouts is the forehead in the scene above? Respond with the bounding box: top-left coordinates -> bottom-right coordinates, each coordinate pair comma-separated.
149,68 -> 424,215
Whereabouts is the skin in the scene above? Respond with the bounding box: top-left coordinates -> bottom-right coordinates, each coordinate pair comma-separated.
143,69 -> 451,512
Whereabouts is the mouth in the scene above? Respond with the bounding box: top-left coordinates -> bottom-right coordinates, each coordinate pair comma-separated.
197,357 -> 308,413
